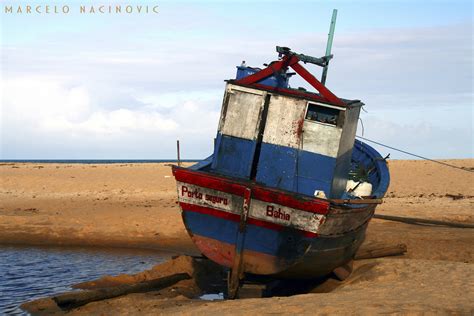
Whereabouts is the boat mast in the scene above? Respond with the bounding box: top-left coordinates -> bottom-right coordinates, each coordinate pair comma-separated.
321,9 -> 338,85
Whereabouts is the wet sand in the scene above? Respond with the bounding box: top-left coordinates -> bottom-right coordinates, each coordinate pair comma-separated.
1,160 -> 473,314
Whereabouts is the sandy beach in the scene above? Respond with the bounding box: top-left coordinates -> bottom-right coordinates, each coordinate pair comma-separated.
0,162 -> 197,254
1,159 -> 473,314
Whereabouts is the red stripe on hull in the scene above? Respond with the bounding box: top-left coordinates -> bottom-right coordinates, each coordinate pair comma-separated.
173,167 -> 329,215
174,168 -> 247,195
251,186 -> 327,215
181,202 -> 318,237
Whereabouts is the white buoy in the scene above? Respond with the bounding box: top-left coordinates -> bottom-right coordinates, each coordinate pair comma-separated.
314,190 -> 327,199
346,180 -> 372,197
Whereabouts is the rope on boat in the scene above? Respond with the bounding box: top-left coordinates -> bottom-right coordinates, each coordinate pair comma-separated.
356,136 -> 473,173
373,214 -> 474,229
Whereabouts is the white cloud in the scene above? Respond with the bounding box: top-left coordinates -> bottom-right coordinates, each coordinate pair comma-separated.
2,77 -> 91,123
1,76 -> 219,158
2,77 -> 178,134
357,105 -> 473,159
1,22 -> 472,159
41,108 -> 178,134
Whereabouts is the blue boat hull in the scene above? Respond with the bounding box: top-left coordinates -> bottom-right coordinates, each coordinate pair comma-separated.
172,140 -> 389,279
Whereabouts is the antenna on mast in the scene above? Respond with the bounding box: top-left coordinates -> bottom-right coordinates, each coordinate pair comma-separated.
321,9 -> 338,85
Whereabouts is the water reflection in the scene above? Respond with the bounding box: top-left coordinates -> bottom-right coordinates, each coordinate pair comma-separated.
199,293 -> 224,301
0,245 -> 172,315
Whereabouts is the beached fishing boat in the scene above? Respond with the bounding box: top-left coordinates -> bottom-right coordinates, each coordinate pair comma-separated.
172,12 -> 389,298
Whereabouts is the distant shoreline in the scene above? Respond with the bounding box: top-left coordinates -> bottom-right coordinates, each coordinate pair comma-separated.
0,158 -> 470,164
0,159 -> 199,164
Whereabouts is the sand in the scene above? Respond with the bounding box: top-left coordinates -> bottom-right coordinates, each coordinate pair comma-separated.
65,259 -> 473,315
0,162 -> 196,254
1,159 -> 474,314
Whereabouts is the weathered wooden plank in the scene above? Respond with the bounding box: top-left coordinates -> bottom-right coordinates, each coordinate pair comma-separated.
318,206 -> 374,235
249,199 -> 325,234
219,84 -> 266,141
302,119 -> 342,158
176,181 -> 326,234
354,244 -> 407,260
237,283 -> 266,299
262,94 -> 306,149
176,181 -> 243,215
51,273 -> 190,310
332,260 -> 353,281
373,214 -> 474,229
330,198 -> 383,204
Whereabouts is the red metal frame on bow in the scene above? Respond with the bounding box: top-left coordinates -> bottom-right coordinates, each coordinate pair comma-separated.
235,55 -> 344,107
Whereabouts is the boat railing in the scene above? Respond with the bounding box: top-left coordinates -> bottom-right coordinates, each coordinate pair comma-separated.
329,198 -> 383,205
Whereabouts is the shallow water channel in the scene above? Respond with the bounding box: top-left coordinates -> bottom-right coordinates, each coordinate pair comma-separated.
0,245 -> 172,315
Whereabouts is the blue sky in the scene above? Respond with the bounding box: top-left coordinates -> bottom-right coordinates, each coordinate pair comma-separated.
1,0 -> 472,159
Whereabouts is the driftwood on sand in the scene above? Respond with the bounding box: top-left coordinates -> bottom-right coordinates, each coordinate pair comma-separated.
373,214 -> 474,229
331,243 -> 408,280
37,273 -> 190,311
354,243 -> 407,260
55,272 -> 190,309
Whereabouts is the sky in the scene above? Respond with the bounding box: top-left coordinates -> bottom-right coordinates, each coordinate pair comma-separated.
0,0 -> 472,159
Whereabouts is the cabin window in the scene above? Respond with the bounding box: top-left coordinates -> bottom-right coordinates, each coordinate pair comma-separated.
305,102 -> 343,127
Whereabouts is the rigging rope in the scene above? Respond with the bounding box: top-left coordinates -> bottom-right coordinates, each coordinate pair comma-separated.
356,135 -> 473,173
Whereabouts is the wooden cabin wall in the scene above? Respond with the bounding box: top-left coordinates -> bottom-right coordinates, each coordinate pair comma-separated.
331,105 -> 361,198
255,95 -> 306,191
255,94 -> 344,198
210,83 -> 360,200
298,116 -> 342,196
211,85 -> 267,178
